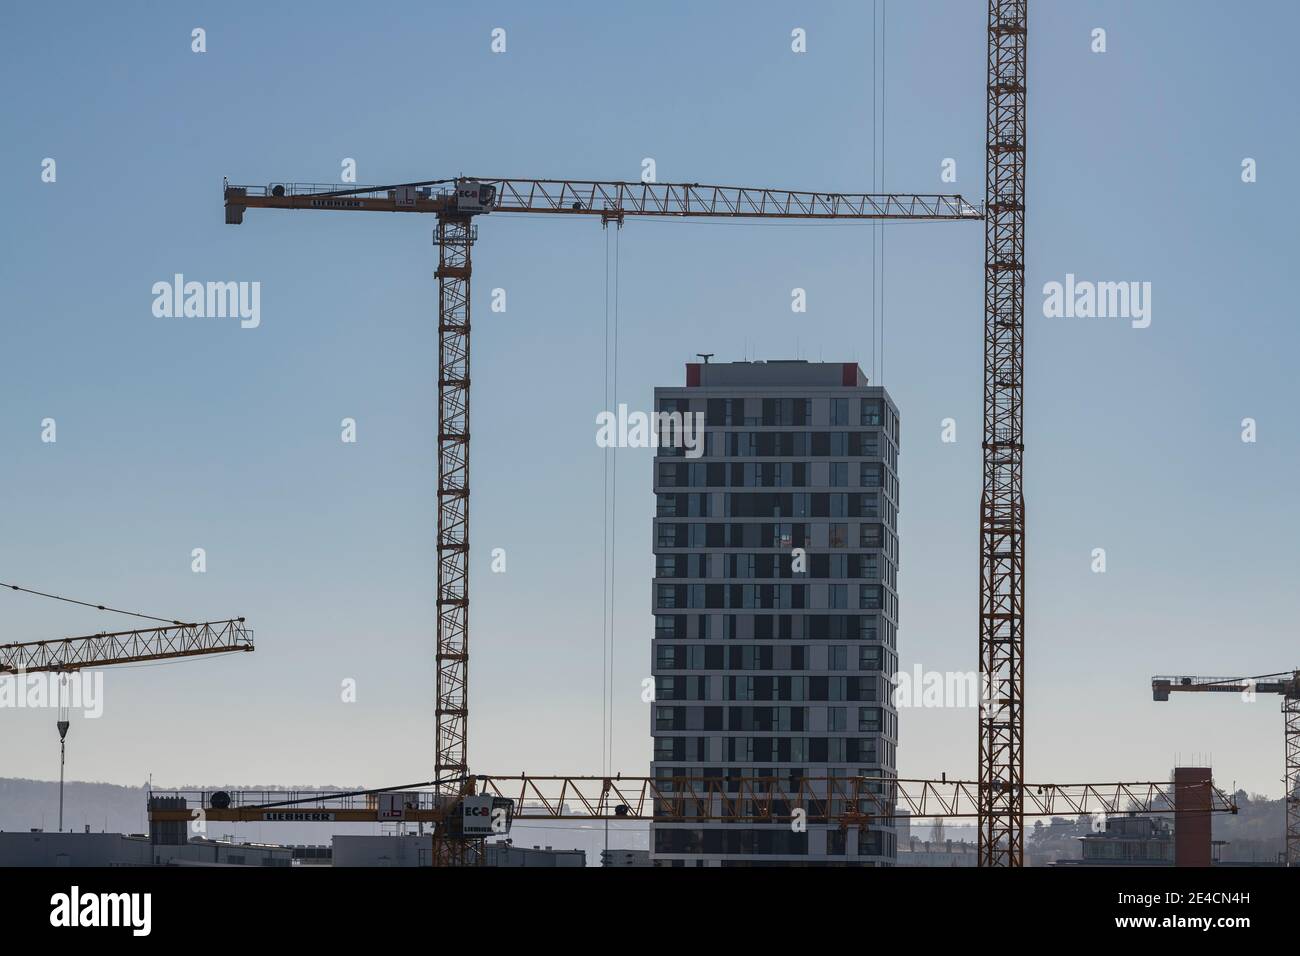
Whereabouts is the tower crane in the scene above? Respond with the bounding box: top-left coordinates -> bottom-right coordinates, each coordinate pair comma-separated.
3,583 -> 253,832
1152,670 -> 1300,866
223,175 -> 982,864
220,0 -> 1030,868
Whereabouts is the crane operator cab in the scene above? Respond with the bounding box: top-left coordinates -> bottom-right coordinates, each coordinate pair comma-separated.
456,179 -> 497,214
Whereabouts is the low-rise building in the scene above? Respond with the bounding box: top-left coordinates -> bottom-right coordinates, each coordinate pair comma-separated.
601,848 -> 651,867
485,841 -> 585,867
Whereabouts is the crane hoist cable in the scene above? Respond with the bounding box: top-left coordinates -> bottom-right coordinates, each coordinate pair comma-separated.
601,225 -> 610,782
610,223 -> 621,782
599,224 -> 623,779
880,0 -> 888,386
871,0 -> 878,381
1,580 -> 189,626
600,222 -> 624,857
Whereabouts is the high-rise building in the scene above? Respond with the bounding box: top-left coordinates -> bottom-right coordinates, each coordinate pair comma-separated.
650,360 -> 900,866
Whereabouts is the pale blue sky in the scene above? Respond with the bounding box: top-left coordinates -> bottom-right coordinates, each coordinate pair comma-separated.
1,1 -> 1296,805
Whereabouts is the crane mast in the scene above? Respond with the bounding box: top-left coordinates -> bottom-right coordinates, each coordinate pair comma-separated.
979,0 -> 1028,867
434,211 -> 473,825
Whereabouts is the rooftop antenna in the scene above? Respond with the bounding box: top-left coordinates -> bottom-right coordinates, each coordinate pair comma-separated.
697,353 -> 713,364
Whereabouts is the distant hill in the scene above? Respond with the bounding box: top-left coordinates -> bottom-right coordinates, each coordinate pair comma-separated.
1215,791 -> 1288,864
0,778 -> 148,834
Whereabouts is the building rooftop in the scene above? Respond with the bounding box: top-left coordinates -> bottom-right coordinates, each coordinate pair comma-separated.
682,360 -> 870,389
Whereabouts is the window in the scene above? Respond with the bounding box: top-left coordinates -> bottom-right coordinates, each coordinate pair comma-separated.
858,707 -> 882,733
657,585 -> 678,608
829,646 -> 848,670
828,523 -> 848,548
859,645 -> 882,670
730,553 -> 756,579
762,398 -> 810,426
829,462 -> 848,486
860,463 -> 883,487
827,707 -> 847,731
860,586 -> 882,610
826,829 -> 847,855
830,398 -> 849,425
857,830 -> 884,857
861,399 -> 883,426
827,584 -> 847,609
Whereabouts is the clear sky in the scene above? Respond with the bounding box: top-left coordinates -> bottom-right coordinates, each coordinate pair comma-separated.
1,0 -> 1296,803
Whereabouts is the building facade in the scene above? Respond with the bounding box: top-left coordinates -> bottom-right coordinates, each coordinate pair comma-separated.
1069,816 -> 1175,866
650,360 -> 900,866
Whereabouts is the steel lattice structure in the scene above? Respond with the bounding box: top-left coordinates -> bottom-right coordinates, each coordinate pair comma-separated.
223,179 -> 981,221
146,774 -> 1237,826
434,215 -> 473,796
0,619 -> 253,674
1286,696 -> 1300,866
433,215 -> 475,867
224,176 -> 978,865
979,0 -> 1028,867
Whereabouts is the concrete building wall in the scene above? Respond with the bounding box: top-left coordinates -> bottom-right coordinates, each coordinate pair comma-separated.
332,835 -> 431,867
0,832 -> 293,867
1174,767 -> 1214,867
485,843 -> 586,867
0,831 -> 153,867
